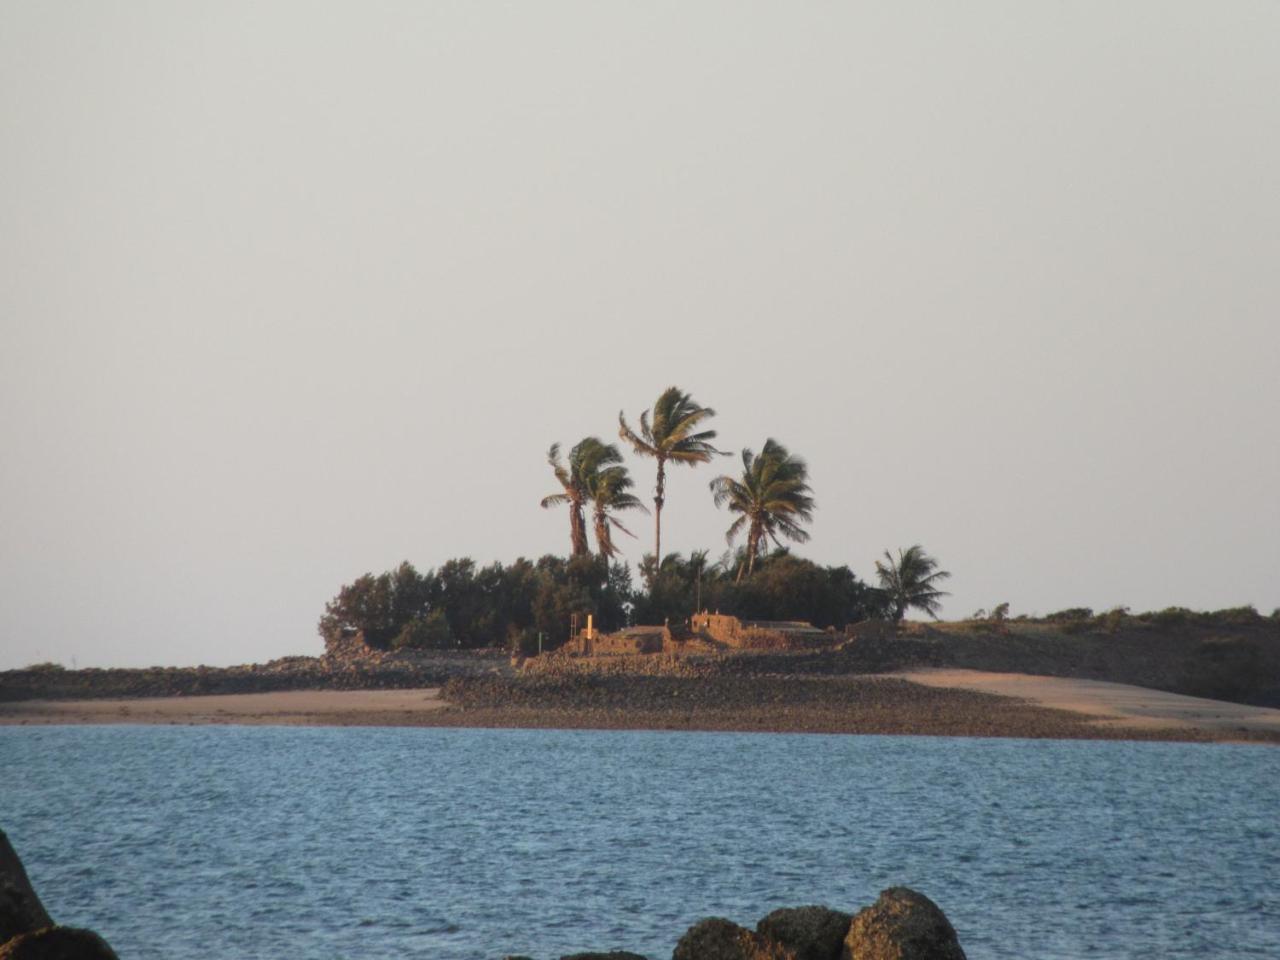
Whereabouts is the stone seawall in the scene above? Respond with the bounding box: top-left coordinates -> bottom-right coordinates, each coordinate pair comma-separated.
0,650 -> 511,703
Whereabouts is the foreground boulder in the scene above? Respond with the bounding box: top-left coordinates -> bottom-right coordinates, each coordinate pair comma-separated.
672,917 -> 795,960
0,927 -> 119,960
757,906 -> 852,960
0,833 -> 118,960
0,832 -> 52,944
842,888 -> 965,960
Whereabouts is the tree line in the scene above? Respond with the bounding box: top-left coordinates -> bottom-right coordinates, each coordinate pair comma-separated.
318,385 -> 954,652
318,549 -> 894,654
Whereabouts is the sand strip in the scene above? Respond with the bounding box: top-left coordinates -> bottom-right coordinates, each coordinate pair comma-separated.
0,688 -> 446,726
892,668 -> 1280,736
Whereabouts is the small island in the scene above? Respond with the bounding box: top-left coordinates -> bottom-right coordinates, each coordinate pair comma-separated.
3,386 -> 1278,743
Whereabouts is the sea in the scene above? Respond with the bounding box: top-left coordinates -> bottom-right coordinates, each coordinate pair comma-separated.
1,726 -> 1276,959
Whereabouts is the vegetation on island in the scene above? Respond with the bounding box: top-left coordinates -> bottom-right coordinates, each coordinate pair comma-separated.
314,383 -> 1277,659
875,545 -> 952,622
316,383 -> 928,653
618,386 -> 725,563
709,439 -> 816,581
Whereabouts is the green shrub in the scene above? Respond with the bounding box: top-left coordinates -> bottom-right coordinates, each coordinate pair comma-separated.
1208,605 -> 1262,625
1045,607 -> 1094,622
1140,606 -> 1201,627
23,661 -> 65,673
392,611 -> 454,650
1095,606 -> 1130,633
1059,619 -> 1094,635
507,626 -> 546,656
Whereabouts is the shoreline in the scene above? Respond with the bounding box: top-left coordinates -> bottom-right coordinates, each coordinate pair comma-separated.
3,673 -> 1277,744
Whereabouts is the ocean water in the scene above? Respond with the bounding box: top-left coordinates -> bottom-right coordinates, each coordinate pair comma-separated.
1,726 -> 1276,959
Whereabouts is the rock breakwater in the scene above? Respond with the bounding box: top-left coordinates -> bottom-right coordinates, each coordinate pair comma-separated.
507,888 -> 966,960
0,650 -> 510,703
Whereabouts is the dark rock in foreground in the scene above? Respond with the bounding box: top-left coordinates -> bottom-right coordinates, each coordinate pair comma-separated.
0,833 -> 52,945
554,887 -> 963,960
0,927 -> 119,960
672,917 -> 796,960
757,906 -> 853,960
843,888 -> 966,960
0,833 -> 118,960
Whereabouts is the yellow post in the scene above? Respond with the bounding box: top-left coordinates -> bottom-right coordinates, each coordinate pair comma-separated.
587,614 -> 594,640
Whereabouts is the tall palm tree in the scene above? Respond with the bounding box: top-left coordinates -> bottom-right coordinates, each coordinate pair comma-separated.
540,438 -> 615,557
709,439 -> 815,581
584,459 -> 648,559
618,386 -> 725,562
875,545 -> 951,622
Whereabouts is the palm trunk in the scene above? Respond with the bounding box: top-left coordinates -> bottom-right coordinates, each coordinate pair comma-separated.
746,522 -> 762,578
594,508 -> 613,559
653,458 -> 666,564
570,498 -> 588,557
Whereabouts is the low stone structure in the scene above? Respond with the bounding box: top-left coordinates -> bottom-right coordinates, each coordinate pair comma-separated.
323,628 -> 388,664
562,612 -> 840,659
692,612 -> 833,650
565,626 -> 667,657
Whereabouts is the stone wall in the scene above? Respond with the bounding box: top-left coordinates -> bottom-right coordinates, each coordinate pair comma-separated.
564,627 -> 666,657
691,612 -> 833,650
323,629 -> 388,665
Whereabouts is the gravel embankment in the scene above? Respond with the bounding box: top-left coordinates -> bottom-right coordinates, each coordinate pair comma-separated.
436,673 -> 1280,742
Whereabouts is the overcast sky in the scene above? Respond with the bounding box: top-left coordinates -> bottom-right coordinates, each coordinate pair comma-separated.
2,2 -> 1277,669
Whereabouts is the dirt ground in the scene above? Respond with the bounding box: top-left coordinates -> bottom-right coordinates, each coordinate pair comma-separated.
3,674 -> 1277,744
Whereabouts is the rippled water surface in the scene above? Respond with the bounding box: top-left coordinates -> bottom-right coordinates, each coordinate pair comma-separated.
1,726 -> 1277,959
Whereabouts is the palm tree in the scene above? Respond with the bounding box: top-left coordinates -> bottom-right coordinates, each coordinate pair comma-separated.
875,545 -> 951,622
540,438 -> 615,557
709,439 -> 815,581
584,459 -> 648,559
618,386 -> 725,562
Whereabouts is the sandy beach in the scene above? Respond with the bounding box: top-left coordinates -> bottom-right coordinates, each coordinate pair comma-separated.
0,688 -> 449,726
3,672 -> 1277,743
892,669 -> 1280,738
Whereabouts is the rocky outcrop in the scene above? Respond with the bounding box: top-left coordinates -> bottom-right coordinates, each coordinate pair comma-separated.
0,649 -> 511,703
0,835 -> 118,960
0,927 -> 118,959
0,833 -> 51,944
842,888 -> 966,960
542,888 -> 961,960
672,917 -> 796,960
757,906 -> 852,960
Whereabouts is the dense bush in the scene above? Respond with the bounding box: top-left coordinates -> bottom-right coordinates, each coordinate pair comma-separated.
321,548 -> 886,652
1095,606 -> 1131,633
631,549 -> 887,629
23,661 -> 66,673
1132,606 -> 1265,629
1045,607 -> 1094,622
319,555 -> 631,651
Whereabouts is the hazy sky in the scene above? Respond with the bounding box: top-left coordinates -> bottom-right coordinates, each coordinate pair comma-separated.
2,2 -> 1277,669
